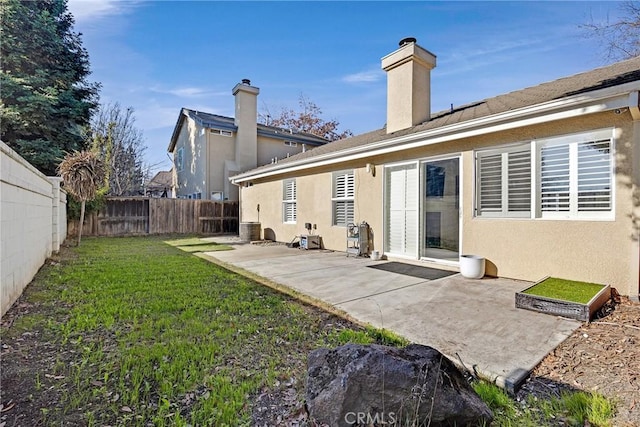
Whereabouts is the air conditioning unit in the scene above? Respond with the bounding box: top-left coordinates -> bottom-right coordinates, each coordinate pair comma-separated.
300,234 -> 320,250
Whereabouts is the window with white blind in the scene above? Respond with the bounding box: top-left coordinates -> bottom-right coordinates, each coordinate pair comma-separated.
332,170 -> 355,226
476,144 -> 531,217
475,129 -> 614,220
539,130 -> 613,218
282,179 -> 297,223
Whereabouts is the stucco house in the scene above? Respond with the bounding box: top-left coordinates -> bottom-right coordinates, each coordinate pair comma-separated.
231,38 -> 640,300
168,79 -> 328,201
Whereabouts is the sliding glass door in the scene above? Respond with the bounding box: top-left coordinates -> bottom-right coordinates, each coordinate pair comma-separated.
421,158 -> 460,261
384,163 -> 418,257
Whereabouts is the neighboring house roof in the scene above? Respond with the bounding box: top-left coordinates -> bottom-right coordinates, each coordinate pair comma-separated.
167,108 -> 329,152
232,55 -> 640,183
147,170 -> 173,190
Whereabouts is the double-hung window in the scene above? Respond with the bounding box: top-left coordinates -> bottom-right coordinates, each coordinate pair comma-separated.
282,179 -> 297,223
332,170 -> 354,226
476,144 -> 531,217
539,129 -> 613,218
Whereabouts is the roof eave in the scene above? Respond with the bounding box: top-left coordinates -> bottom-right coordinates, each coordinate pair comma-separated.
232,82 -> 639,184
167,108 -> 188,153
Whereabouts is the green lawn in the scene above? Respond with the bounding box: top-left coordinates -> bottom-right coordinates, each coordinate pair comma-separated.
0,236 -> 615,426
522,277 -> 605,304
1,236 -> 399,426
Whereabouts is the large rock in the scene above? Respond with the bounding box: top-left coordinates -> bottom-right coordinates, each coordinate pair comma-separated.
306,343 -> 493,427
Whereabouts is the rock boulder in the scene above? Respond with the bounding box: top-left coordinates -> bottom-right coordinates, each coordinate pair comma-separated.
306,343 -> 493,427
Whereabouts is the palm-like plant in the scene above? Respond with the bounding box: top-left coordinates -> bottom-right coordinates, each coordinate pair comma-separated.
58,151 -> 105,245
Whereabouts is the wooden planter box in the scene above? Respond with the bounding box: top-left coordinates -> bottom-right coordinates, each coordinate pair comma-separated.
515,280 -> 611,322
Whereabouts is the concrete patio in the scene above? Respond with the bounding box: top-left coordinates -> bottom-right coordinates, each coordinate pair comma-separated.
202,238 -> 581,391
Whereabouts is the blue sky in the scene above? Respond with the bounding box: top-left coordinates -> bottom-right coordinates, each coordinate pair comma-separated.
67,1 -> 626,173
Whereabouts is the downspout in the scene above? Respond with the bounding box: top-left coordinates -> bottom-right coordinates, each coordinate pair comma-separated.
629,91 -> 640,301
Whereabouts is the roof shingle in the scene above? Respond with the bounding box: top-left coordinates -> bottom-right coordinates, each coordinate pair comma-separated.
239,55 -> 640,177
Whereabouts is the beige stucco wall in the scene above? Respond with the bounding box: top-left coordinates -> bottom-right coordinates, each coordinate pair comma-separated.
206,131 -> 235,200
241,161 -> 384,251
174,117 -> 207,197
383,42 -> 435,133
257,136 -> 308,166
239,111 -> 639,297
459,113 -> 637,298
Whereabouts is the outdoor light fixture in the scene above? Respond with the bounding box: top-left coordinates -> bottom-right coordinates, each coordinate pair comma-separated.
366,163 -> 376,177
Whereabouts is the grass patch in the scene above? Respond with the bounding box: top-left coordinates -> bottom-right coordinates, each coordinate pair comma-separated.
522,277 -> 605,304
329,326 -> 409,347
164,236 -> 232,253
473,382 -> 615,426
175,243 -> 232,252
163,237 -> 208,246
0,236 -> 401,426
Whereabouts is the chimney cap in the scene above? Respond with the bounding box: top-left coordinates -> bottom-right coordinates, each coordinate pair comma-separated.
241,78 -> 251,85
399,37 -> 417,47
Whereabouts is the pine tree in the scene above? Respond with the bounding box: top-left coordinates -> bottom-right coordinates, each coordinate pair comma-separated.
0,0 -> 100,175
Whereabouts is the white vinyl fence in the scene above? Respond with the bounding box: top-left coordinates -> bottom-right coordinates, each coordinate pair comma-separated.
1,141 -> 67,317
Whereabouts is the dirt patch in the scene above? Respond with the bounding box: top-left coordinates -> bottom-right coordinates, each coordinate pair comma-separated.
527,297 -> 640,426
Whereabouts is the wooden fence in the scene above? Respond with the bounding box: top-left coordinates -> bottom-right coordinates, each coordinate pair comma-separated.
67,197 -> 239,237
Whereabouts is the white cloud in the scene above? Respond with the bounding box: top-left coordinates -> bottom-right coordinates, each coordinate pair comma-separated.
134,101 -> 229,132
134,104 -> 180,131
436,33 -> 570,77
68,0 -> 137,22
150,87 -> 228,99
342,68 -> 384,84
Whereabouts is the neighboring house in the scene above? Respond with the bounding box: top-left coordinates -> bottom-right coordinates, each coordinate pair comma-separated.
146,170 -> 173,198
231,38 -> 640,300
167,79 -> 328,201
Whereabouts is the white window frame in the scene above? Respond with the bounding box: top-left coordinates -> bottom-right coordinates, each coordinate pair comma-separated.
284,141 -> 298,147
475,143 -> 532,218
210,128 -> 232,137
282,179 -> 297,223
176,147 -> 184,172
332,170 -> 355,227
536,129 -> 614,220
474,128 -> 615,221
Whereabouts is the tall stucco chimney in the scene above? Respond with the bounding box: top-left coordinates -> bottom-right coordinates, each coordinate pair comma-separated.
381,38 -> 436,134
232,79 -> 259,170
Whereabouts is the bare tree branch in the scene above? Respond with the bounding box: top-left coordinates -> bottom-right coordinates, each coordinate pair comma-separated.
581,1 -> 640,62
90,103 -> 147,196
259,94 -> 352,142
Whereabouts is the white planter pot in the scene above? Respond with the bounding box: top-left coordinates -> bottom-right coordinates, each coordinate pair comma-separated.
460,255 -> 485,279
370,250 -> 381,261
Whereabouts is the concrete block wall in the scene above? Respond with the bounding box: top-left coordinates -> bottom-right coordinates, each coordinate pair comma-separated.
1,142 -> 67,317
